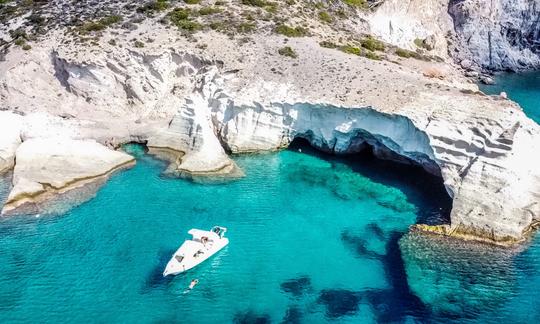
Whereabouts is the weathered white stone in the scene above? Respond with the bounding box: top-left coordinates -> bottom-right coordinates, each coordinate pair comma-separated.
1,138 -> 135,215
449,0 -> 540,71
0,111 -> 23,174
367,0 -> 453,57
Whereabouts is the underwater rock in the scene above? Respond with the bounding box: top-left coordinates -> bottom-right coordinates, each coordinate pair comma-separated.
233,310 -> 271,324
317,289 -> 361,319
281,306 -> 302,324
399,231 -> 517,318
280,276 -> 312,297
341,230 -> 385,260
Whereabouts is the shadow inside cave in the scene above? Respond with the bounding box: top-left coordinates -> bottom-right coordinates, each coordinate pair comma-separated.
287,137 -> 452,226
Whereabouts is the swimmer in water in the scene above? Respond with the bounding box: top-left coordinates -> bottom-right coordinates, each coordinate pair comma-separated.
189,279 -> 199,290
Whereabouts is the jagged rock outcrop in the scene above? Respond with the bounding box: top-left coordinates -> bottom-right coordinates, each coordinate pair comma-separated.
1,138 -> 135,215
449,0 -> 540,71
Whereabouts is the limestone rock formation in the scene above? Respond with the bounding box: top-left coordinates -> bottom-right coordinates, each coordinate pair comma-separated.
1,138 -> 135,215
449,0 -> 540,71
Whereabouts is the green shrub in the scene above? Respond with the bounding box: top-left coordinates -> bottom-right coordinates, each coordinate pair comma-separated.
134,40 -> 145,48
80,15 -> 122,34
22,44 -> 31,50
209,21 -> 225,31
14,38 -> 25,46
342,0 -> 367,8
360,36 -> 384,51
237,22 -> 256,33
138,0 -> 169,15
242,0 -> 268,7
319,41 -> 337,48
340,45 -> 361,56
395,48 -> 412,58
318,11 -> 333,23
275,24 -> 307,37
168,8 -> 190,22
199,6 -> 222,15
363,51 -> 381,60
167,8 -> 201,32
184,0 -> 200,4
278,46 -> 297,58
175,20 -> 202,31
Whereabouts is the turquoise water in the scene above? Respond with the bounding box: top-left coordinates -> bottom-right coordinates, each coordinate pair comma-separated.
479,71 -> 540,123
0,141 -> 456,323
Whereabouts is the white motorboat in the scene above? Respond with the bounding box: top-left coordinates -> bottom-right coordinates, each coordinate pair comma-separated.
163,226 -> 228,277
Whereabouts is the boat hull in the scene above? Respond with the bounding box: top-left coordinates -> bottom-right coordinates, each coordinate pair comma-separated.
163,237 -> 228,276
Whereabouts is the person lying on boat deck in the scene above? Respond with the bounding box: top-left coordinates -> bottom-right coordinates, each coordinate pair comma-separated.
193,250 -> 204,258
201,236 -> 208,245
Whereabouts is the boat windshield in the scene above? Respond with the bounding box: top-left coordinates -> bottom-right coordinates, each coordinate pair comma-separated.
175,255 -> 184,263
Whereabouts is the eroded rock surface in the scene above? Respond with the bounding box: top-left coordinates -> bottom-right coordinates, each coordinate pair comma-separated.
1,138 -> 135,215
449,0 -> 540,71
0,112 -> 22,174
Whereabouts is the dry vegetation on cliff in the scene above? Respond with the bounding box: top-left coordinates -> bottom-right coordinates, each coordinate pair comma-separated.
0,0 -> 439,64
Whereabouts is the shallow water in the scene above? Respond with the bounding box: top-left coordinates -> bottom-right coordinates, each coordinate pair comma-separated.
0,141 -> 455,323
479,71 -> 540,123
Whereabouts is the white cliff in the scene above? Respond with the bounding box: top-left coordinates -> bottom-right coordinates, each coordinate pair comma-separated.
449,0 -> 540,71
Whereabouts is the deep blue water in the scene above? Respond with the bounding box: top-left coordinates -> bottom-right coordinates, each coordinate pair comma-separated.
0,73 -> 540,322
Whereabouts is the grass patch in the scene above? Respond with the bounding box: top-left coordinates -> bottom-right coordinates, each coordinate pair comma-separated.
137,0 -> 169,15
241,0 -> 269,7
79,15 -> 122,34
275,24 -> 307,37
167,8 -> 201,32
364,51 -> 381,60
395,48 -> 413,58
360,36 -> 384,51
318,11 -> 333,23
278,46 -> 297,58
342,0 -> 368,9
237,22 -> 256,33
199,6 -> 222,15
340,45 -> 361,56
319,41 -> 337,48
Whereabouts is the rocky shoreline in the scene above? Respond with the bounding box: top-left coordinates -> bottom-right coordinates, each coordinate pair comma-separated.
0,0 -> 539,247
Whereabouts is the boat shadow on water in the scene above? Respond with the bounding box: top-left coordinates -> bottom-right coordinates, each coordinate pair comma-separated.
142,248 -> 177,293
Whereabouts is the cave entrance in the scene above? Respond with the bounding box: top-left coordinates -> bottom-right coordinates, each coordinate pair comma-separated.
288,137 -> 452,226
